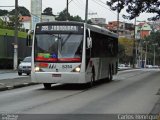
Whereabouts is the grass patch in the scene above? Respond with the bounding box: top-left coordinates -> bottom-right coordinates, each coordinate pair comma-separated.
0,28 -> 27,38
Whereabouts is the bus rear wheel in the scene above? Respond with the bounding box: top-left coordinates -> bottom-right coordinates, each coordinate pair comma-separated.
43,83 -> 52,89
108,67 -> 113,81
88,69 -> 95,88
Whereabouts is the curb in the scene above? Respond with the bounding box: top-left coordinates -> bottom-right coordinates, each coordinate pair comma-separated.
0,82 -> 39,92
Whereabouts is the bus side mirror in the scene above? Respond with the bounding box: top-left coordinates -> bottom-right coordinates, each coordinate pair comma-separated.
26,35 -> 32,46
26,30 -> 33,46
87,28 -> 92,48
87,37 -> 92,48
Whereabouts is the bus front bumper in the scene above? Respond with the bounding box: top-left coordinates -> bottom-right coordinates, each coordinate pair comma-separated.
31,72 -> 86,84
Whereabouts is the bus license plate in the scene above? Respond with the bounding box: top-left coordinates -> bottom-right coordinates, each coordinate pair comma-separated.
52,74 -> 61,77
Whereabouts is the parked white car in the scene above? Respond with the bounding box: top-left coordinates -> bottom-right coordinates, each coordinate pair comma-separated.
18,56 -> 31,76
152,65 -> 159,69
146,65 -> 153,68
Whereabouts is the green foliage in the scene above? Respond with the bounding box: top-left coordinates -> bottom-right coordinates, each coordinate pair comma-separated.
56,9 -> 83,22
0,28 -> 27,38
0,19 -> 3,26
119,37 -> 134,56
143,31 -> 160,55
0,9 -> 8,16
118,43 -> 126,63
145,31 -> 160,45
118,37 -> 134,63
9,6 -> 30,16
42,7 -> 53,15
56,9 -> 69,21
107,0 -> 160,20
7,16 -> 22,29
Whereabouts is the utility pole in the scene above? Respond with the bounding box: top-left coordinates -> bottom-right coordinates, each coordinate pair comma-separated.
133,18 -> 136,68
153,44 -> 157,66
14,0 -> 18,70
144,41 -> 148,67
117,0 -> 119,36
85,0 -> 88,23
66,0 -> 69,20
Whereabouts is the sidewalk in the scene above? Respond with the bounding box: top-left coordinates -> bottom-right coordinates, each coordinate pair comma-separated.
0,69 -> 37,91
0,69 -> 17,74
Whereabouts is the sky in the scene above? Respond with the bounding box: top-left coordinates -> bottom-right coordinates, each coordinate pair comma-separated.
0,0 -> 156,24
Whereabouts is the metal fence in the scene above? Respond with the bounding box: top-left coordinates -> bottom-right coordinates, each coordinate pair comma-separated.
0,35 -> 31,69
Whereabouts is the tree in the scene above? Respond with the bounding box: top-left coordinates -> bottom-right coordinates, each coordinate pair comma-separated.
56,9 -> 68,21
107,0 -> 160,20
143,31 -> 160,64
143,31 -> 160,52
56,9 -> 83,22
9,6 -> 30,16
42,7 -> 53,15
0,9 -> 8,16
70,15 -> 83,22
8,16 -> 22,29
118,37 -> 134,63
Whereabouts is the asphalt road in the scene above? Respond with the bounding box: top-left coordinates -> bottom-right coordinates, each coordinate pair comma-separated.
0,69 -> 159,120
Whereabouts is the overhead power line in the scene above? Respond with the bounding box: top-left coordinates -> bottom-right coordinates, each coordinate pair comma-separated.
73,0 -> 99,18
92,0 -> 132,23
92,0 -> 117,16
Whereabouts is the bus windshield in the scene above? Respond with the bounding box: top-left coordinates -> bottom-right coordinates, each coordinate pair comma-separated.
34,33 -> 83,62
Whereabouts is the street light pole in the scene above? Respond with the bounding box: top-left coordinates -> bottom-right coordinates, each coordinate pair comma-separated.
153,44 -> 157,66
144,41 -> 148,67
133,18 -> 136,68
66,0 -> 69,20
85,0 -> 88,23
14,0 -> 18,70
136,20 -> 146,68
117,0 -> 119,36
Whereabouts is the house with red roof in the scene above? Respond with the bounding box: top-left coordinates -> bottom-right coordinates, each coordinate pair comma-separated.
19,16 -> 31,30
135,22 -> 152,39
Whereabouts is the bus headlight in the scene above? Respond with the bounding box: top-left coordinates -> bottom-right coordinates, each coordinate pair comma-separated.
72,65 -> 81,72
35,67 -> 40,72
75,67 -> 81,72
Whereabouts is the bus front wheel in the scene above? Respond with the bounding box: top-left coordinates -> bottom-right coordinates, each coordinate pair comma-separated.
43,83 -> 51,89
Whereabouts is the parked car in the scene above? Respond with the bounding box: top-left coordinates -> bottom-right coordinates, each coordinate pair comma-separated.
146,65 -> 153,68
18,56 -> 31,76
152,65 -> 159,69
118,64 -> 126,69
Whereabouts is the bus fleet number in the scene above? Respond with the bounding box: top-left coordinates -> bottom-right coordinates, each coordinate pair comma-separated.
62,65 -> 72,69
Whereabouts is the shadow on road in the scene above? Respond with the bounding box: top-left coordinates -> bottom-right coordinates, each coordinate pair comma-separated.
38,79 -> 113,91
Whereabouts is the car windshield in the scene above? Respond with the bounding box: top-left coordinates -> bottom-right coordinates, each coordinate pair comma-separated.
23,57 -> 31,62
34,33 -> 83,62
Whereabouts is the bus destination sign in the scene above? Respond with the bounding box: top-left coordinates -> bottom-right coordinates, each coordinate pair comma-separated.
39,25 -> 79,32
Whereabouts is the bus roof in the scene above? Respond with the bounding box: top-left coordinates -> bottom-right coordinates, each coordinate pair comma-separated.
36,21 -> 118,38
86,24 -> 118,38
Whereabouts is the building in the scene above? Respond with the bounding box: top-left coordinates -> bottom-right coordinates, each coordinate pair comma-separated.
19,16 -> 31,31
149,20 -> 160,32
91,18 -> 106,26
135,22 -> 152,39
41,15 -> 56,22
106,21 -> 134,38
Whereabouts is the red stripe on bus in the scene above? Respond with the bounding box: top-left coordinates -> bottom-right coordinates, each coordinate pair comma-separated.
38,63 -> 48,67
36,57 -> 58,62
58,58 -> 81,62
